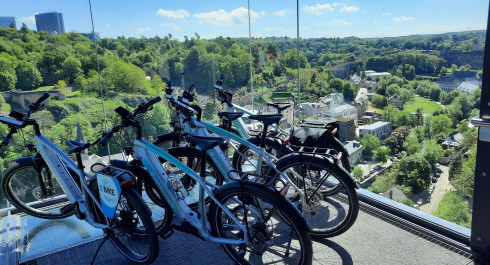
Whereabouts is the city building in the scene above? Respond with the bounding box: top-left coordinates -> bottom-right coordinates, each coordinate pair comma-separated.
80,32 -> 100,43
436,71 -> 482,93
345,140 -> 363,165
364,70 -> 391,79
455,82 -> 479,94
0,17 -> 16,28
441,132 -> 464,149
35,12 -> 65,34
300,102 -> 328,117
323,103 -> 358,121
389,94 -> 404,109
359,121 -> 392,140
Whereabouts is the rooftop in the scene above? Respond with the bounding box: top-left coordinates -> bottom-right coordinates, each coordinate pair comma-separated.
360,121 -> 391,130
10,196 -> 473,265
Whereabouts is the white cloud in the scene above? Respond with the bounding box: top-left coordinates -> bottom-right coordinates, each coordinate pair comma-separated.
394,16 -> 414,23
260,11 -> 266,16
160,23 -> 180,31
333,2 -> 341,7
20,16 -> 35,24
373,20 -> 379,24
156,9 -> 190,19
265,27 -> 276,31
382,12 -> 391,16
340,5 -> 359,13
194,7 -> 261,25
331,19 -> 352,26
302,3 -> 334,15
274,9 -> 287,16
137,27 -> 151,34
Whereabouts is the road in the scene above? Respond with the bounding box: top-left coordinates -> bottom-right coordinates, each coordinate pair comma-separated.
420,165 -> 453,214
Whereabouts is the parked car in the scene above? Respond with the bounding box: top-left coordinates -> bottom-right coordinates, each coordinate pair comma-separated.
432,177 -> 438,183
426,192 -> 431,203
417,199 -> 423,206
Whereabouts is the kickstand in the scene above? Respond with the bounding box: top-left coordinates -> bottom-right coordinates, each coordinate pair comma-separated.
90,231 -> 110,265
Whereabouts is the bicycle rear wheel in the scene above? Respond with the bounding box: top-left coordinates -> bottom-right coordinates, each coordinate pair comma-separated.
209,181 -> 312,265
2,162 -> 75,219
267,153 -> 359,238
90,181 -> 159,264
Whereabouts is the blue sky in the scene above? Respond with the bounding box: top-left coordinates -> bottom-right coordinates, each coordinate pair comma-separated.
2,0 -> 489,40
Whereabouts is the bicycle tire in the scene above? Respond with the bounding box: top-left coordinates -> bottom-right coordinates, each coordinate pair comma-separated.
208,181 -> 312,265
89,180 -> 159,264
266,153 -> 359,238
2,162 -> 75,219
231,137 -> 289,174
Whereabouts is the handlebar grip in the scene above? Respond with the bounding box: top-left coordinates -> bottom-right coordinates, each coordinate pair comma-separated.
98,131 -> 113,146
147,96 -> 162,106
226,101 -> 233,108
1,131 -> 13,147
35,93 -> 50,105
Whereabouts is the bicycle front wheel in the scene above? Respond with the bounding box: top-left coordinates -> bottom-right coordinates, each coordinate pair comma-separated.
209,181 -> 312,265
2,162 -> 74,219
267,153 -> 359,238
90,181 -> 159,264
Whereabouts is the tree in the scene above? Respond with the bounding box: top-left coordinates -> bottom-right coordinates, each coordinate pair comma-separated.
382,105 -> 400,123
62,57 -> 83,84
361,134 -> 381,157
429,85 -> 442,101
403,134 -> 422,155
386,84 -> 400,97
432,114 -> 452,134
398,154 -> 431,192
352,166 -> 364,179
375,146 -> 391,163
20,23 -> 28,32
16,60 -> 43,90
433,192 -> 471,228
343,82 -> 356,101
440,66 -> 447,76
384,126 -> 410,153
422,139 -> 443,170
371,94 -> 388,109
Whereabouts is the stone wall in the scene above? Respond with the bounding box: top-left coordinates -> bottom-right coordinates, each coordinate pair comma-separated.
3,90 -> 65,109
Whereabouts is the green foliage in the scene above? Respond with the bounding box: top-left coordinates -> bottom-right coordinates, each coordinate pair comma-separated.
434,192 -> 471,228
62,57 -> 83,84
102,58 -> 149,93
374,146 -> 391,163
432,114 -> 452,134
361,134 -> 381,156
372,94 -> 388,109
16,60 -> 43,90
422,139 -> 443,170
398,154 -> 431,192
352,166 -> 363,179
367,171 -> 396,194
384,126 -> 410,153
403,134 -> 422,155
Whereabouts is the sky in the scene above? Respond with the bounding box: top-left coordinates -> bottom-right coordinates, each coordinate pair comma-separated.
1,0 -> 489,40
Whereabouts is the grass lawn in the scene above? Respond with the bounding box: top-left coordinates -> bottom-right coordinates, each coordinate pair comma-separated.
31,85 -> 55,92
403,97 -> 443,114
66,90 -> 81,97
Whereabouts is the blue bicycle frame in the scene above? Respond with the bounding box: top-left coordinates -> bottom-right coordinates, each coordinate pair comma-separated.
132,137 -> 248,245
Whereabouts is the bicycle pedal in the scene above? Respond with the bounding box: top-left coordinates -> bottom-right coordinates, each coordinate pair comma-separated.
159,229 -> 174,240
60,203 -> 75,214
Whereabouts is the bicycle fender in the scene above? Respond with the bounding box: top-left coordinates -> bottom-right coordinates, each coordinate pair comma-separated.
330,137 -> 349,157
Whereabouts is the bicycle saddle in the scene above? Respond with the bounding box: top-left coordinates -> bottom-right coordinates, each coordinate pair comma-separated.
266,102 -> 292,113
248,114 -> 283,126
66,140 -> 91,154
185,135 -> 226,151
218,112 -> 244,122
